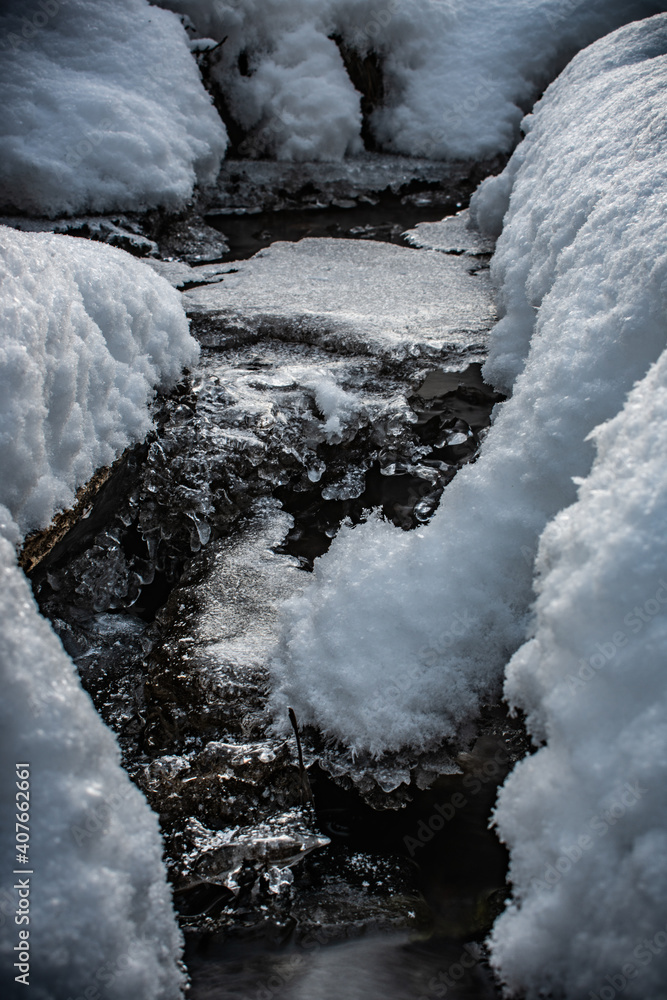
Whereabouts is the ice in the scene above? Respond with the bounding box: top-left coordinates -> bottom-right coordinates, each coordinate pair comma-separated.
209,155 -> 474,213
0,226 -> 199,536
269,14 -> 667,770
403,209 -> 496,256
158,0 -> 665,161
0,528 -> 184,998
184,237 -> 495,361
0,0 -> 227,216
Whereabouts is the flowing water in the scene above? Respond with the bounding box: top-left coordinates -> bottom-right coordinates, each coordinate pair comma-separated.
25,165 -> 528,999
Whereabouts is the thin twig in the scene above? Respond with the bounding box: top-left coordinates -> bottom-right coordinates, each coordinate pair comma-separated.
288,707 -> 315,808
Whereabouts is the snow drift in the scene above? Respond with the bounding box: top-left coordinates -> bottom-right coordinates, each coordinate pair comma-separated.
0,228 -> 199,995
0,0 -> 227,216
0,530 -> 185,1000
0,226 -> 199,535
270,14 -> 667,756
158,0 -> 666,160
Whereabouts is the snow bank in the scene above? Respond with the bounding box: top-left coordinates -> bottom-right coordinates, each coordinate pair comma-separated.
0,0 -> 227,216
0,526 -> 185,999
270,16 -> 667,758
158,0 -> 665,161
0,229 -> 197,993
0,226 -> 199,535
492,361 -> 667,997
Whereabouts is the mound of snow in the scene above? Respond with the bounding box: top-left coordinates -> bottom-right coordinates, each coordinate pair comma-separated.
0,226 -> 199,535
269,16 -> 667,757
158,0 -> 666,160
492,360 -> 667,997
0,229 -> 198,994
0,0 -> 227,216
0,527 -> 185,999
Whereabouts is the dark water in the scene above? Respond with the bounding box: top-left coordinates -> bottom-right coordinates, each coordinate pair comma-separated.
205,197 -> 463,262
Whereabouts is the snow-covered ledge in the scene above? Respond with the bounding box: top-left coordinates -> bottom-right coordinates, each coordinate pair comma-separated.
0,227 -> 199,997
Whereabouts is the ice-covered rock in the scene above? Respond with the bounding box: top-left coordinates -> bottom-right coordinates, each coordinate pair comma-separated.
403,209 -> 496,257
0,0 -> 227,216
184,237 -> 495,360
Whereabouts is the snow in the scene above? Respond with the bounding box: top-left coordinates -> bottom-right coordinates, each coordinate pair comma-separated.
269,12 -> 667,770
0,527 -> 185,999
183,237 -> 495,360
0,225 -> 199,994
158,0 -> 666,161
0,225 -> 199,536
490,327 -> 667,1000
0,0 -> 227,217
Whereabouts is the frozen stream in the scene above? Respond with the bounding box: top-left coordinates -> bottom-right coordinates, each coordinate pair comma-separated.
23,170 -> 529,999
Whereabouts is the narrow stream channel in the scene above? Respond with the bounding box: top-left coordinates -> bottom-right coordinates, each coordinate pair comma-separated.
25,179 -> 529,999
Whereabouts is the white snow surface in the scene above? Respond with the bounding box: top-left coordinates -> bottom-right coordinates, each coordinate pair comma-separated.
490,320 -> 667,1000
183,237 -> 495,359
0,227 -> 198,994
0,526 -> 185,999
158,0 -> 666,160
0,0 -> 227,216
269,14 -> 667,763
0,226 -> 199,535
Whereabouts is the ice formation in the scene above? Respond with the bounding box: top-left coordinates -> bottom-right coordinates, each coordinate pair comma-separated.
0,0 -> 227,216
0,229 -> 199,996
158,0 -> 666,160
0,225 -> 199,535
184,237 -> 495,359
270,14 -> 667,760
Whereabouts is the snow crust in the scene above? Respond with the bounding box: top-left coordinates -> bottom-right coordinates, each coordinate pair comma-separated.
0,226 -> 199,536
0,0 -> 227,216
184,237 -> 495,359
159,0 -> 666,161
270,13 -> 667,766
